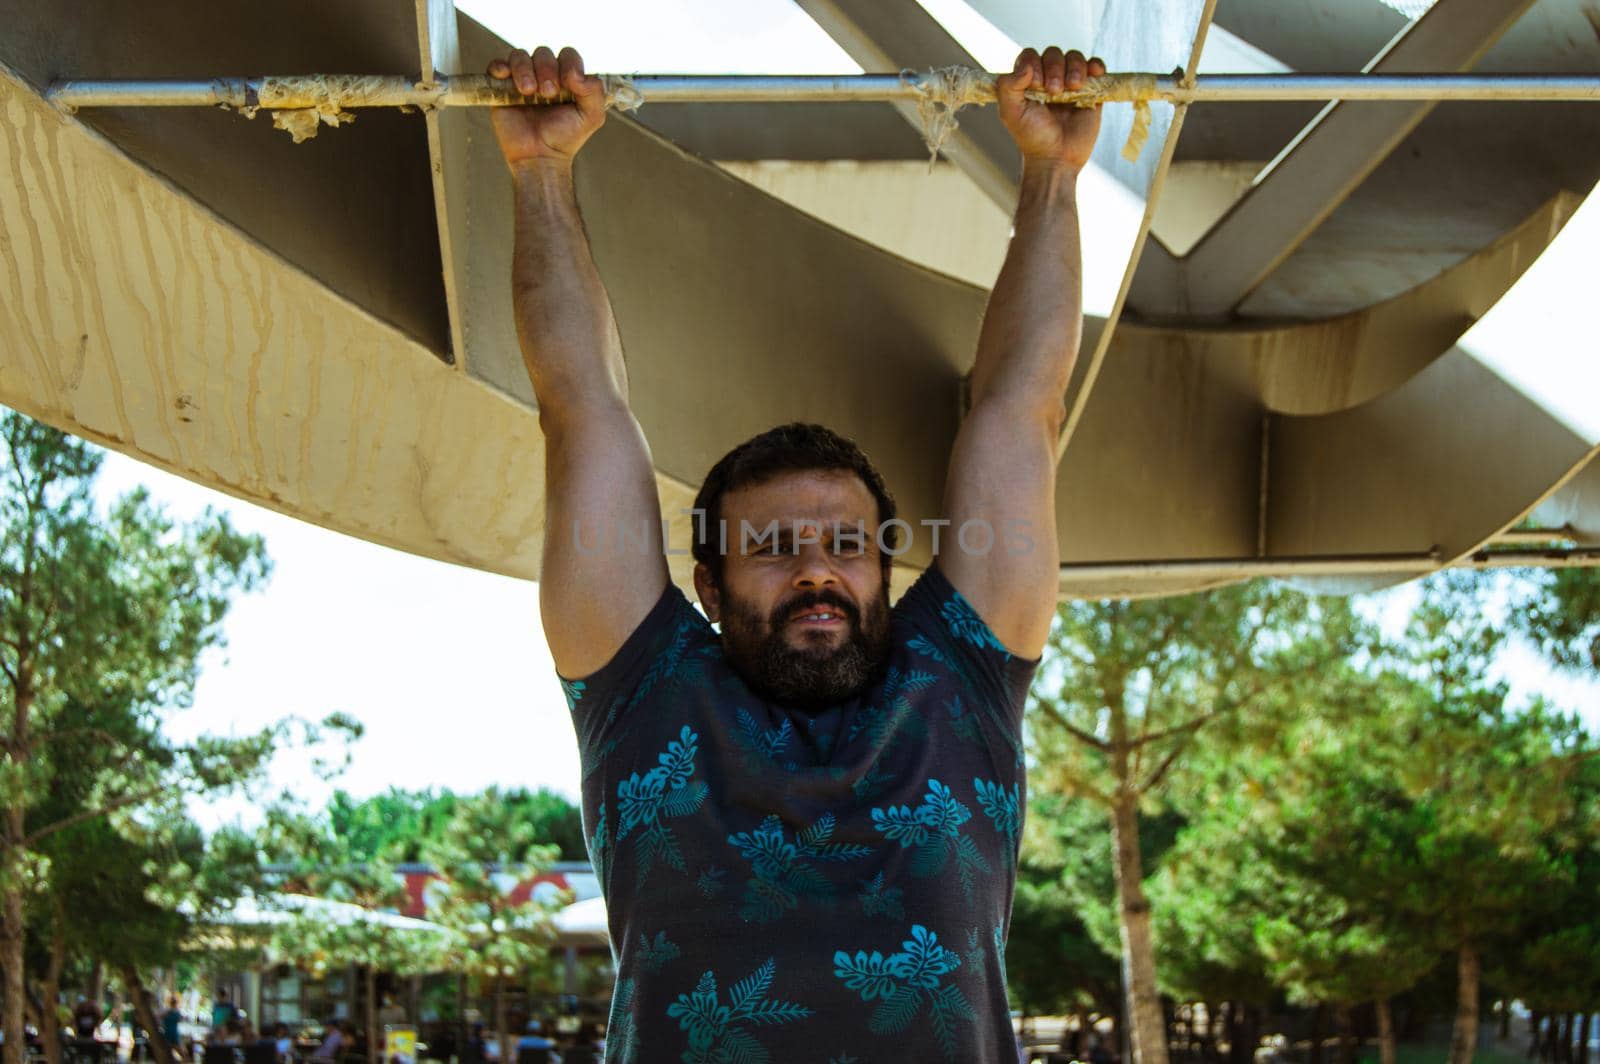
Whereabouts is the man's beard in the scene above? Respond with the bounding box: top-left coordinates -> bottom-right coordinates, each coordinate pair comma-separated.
717,580 -> 893,712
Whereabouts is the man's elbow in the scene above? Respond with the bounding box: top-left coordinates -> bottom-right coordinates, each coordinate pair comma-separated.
1038,395 -> 1067,440
970,392 -> 1066,445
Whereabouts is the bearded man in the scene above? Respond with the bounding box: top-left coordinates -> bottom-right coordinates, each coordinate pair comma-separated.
488,42 -> 1104,1062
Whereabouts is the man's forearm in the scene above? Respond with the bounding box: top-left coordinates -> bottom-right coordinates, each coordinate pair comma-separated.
968,158 -> 1084,420
511,158 -> 629,413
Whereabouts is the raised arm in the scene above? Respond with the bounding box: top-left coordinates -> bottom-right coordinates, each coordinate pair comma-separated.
937,46 -> 1105,658
488,46 -> 669,678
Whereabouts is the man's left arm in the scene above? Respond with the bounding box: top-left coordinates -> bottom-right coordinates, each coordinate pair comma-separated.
938,46 -> 1105,658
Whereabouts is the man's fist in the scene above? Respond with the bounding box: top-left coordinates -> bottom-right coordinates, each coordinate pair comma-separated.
995,47 -> 1107,171
486,46 -> 605,169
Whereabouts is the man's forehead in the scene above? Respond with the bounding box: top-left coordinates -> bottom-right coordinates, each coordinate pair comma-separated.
723,470 -> 876,519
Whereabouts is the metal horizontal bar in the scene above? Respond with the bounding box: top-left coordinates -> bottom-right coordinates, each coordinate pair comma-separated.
1487,524 -> 1578,546
45,72 -> 1600,112
1059,551 -> 1442,582
1058,546 -> 1600,582
1461,546 -> 1600,569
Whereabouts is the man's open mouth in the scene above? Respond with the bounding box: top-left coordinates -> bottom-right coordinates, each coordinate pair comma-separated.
789,608 -> 846,627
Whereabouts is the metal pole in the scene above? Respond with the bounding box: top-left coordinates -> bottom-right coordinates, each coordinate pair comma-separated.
1057,546 -> 1600,583
44,72 -> 1600,112
1058,552 -> 1442,583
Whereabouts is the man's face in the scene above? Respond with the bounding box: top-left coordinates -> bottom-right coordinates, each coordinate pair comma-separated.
693,470 -> 892,711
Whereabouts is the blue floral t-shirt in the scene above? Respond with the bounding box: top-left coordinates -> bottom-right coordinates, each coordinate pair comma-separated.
559,563 -> 1040,1064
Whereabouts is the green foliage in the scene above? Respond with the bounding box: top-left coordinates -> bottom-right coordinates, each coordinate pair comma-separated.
413,791 -> 565,1064
1486,757 -> 1600,1011
1005,793 -> 1121,1016
1021,565 -> 1598,1035
1029,581 -> 1363,808
1513,567 -> 1600,672
1154,571 -> 1596,1018
0,412 -> 277,831
0,411 -> 329,1064
417,789 -> 565,972
1024,578 -> 1361,1060
262,807 -> 451,980
320,786 -> 586,864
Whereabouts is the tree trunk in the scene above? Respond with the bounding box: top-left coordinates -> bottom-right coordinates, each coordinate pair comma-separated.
1335,1004 -> 1356,1064
1309,1005 -> 1326,1064
1447,944 -> 1481,1064
1231,1004 -> 1260,1064
365,965 -> 379,1064
1376,998 -> 1397,1064
493,975 -> 509,1064
1576,1013 -> 1590,1064
2,837 -> 28,1064
1110,796 -> 1168,1064
40,915 -> 67,1064
1499,1001 -> 1512,1044
1530,1012 -> 1544,1060
456,973 -> 466,1064
1559,1014 -> 1574,1064
123,967 -> 177,1064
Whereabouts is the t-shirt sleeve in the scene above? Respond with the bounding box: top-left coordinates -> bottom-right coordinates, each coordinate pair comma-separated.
555,581 -> 710,757
892,561 -> 1042,733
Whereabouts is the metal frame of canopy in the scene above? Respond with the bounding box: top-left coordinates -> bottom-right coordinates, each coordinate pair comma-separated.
1059,547 -> 1600,584
44,72 -> 1600,111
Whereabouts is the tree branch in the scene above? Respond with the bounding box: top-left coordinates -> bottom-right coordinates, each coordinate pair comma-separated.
22,781 -> 171,847
1035,699 -> 1110,752
1057,773 -> 1114,807
39,725 -> 131,750
1140,734 -> 1195,794
1129,706 -> 1226,750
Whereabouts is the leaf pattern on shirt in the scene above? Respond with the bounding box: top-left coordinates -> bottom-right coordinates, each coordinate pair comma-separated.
974,778 -> 1022,870
616,726 -> 708,887
638,930 -> 682,973
666,959 -> 812,1064
588,803 -> 608,887
944,694 -> 982,746
832,925 -> 976,1059
608,977 -> 639,1064
696,866 -> 727,898
870,779 -> 990,902
965,924 -> 1007,975
857,872 -> 905,921
846,667 -> 936,800
940,593 -> 1009,657
733,708 -> 796,770
727,813 -> 874,923
560,677 -> 585,710
582,621 -> 717,782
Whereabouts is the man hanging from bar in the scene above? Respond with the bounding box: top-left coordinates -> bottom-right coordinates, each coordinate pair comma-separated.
486,42 -> 1103,1063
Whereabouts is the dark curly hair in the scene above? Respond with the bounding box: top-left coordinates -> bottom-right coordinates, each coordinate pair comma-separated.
691,423 -> 897,585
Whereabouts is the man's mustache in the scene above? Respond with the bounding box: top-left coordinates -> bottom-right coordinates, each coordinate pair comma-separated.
770,590 -> 859,628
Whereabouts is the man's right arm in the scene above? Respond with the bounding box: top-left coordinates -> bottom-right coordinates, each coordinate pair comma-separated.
490,46 -> 669,678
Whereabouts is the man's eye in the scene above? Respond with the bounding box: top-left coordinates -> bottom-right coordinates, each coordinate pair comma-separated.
833,540 -> 866,556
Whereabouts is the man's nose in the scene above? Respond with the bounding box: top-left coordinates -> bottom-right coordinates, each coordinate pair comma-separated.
790,535 -> 840,587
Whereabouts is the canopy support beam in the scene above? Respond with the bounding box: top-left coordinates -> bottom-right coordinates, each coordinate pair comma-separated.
46,72 -> 1600,111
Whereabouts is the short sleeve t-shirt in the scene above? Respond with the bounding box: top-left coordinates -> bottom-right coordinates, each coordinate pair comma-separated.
560,563 -> 1040,1064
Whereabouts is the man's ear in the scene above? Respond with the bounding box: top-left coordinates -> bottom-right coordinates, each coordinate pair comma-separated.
693,562 -> 722,622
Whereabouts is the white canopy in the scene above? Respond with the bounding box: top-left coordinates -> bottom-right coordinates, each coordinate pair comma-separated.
208,892 -> 450,934
551,896 -> 608,948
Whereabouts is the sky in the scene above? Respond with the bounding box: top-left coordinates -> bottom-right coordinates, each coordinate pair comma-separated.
76,0 -> 1600,828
